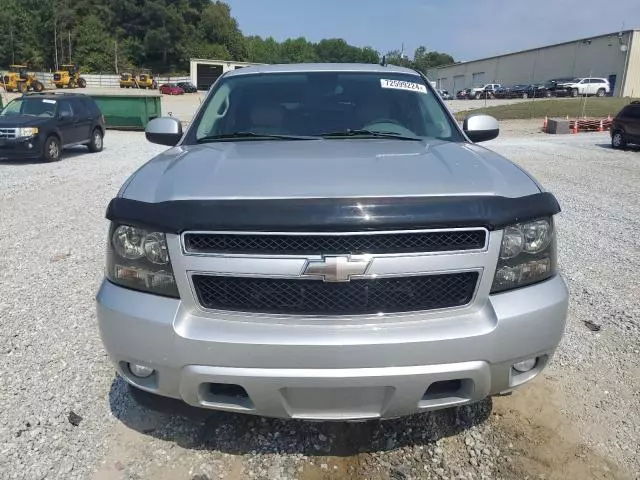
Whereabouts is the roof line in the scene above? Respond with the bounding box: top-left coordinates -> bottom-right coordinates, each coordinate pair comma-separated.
434,29 -> 639,70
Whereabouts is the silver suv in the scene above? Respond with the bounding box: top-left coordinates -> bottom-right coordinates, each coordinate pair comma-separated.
97,63 -> 568,420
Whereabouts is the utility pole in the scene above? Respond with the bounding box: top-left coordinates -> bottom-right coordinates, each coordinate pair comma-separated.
68,31 -> 72,63
54,21 -> 59,70
10,26 -> 15,64
114,40 -> 118,74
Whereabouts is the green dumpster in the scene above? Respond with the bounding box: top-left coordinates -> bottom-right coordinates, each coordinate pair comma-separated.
90,94 -> 162,130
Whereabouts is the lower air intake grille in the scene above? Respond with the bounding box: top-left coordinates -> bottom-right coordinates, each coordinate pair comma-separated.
192,272 -> 479,315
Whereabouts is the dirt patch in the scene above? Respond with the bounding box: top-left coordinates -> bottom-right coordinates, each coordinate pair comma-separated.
489,376 -> 631,480
497,118 -> 547,137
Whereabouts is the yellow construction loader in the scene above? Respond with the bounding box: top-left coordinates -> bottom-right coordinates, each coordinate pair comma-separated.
53,64 -> 87,89
1,65 -> 44,93
137,69 -> 157,89
119,72 -> 136,88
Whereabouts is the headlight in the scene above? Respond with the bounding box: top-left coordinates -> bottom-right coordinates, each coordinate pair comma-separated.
491,217 -> 557,293
17,127 -> 38,138
106,224 -> 179,297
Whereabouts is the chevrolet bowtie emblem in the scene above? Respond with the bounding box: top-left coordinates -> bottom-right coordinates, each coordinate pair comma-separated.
303,255 -> 372,282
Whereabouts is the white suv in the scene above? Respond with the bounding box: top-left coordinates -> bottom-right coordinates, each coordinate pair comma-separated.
468,84 -> 502,99
566,78 -> 610,97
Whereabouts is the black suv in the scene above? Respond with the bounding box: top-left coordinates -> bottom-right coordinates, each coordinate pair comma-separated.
0,92 -> 105,162
611,101 -> 640,149
176,81 -> 198,93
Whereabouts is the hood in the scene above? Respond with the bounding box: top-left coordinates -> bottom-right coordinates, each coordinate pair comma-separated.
121,139 -> 541,203
0,115 -> 51,127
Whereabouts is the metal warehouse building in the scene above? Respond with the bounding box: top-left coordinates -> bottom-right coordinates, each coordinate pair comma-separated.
428,30 -> 640,97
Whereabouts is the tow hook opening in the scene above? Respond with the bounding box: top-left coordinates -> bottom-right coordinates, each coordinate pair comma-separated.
199,382 -> 254,410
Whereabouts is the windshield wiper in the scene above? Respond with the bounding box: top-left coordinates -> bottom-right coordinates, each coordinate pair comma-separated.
319,129 -> 423,141
197,132 -> 317,143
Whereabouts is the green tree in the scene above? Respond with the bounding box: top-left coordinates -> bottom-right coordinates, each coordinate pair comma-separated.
0,1 -> 453,75
279,38 -> 318,63
245,36 -> 281,64
384,49 -> 412,68
199,1 -> 247,60
412,46 -> 454,73
74,14 -> 114,72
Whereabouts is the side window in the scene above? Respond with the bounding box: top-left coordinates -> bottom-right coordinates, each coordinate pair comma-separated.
619,106 -> 632,118
89,99 -> 102,117
70,98 -> 87,117
196,82 -> 232,138
80,98 -> 97,116
630,106 -> 640,119
59,100 -> 73,118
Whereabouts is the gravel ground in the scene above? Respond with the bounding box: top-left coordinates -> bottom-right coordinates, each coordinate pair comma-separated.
0,127 -> 638,480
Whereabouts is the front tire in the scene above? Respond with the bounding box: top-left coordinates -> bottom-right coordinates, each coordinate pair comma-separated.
88,128 -> 103,153
611,131 -> 627,149
474,92 -> 481,100
33,81 -> 44,92
522,92 -> 529,99
572,88 -> 579,97
43,136 -> 61,162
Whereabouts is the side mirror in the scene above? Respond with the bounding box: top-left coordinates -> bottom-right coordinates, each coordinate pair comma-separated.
463,114 -> 499,143
145,117 -> 183,146
59,110 -> 71,121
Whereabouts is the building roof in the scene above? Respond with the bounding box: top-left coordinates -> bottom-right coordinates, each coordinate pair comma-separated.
435,29 -> 639,70
224,63 -> 419,77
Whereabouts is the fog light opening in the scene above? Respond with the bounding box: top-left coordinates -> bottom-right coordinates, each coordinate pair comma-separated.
129,363 -> 154,378
513,358 -> 537,373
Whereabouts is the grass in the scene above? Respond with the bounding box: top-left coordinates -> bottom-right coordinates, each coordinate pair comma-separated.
454,97 -> 639,121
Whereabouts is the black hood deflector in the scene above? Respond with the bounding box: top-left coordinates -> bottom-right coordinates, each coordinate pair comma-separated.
106,193 -> 561,233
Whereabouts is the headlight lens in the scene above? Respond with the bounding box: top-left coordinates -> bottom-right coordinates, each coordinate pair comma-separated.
17,127 -> 38,138
521,219 -> 553,253
491,217 -> 556,293
106,224 -> 179,297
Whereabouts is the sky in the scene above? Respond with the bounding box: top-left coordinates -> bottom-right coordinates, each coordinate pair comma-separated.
225,0 -> 639,61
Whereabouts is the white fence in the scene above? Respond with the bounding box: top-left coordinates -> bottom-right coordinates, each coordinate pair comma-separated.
32,73 -> 191,89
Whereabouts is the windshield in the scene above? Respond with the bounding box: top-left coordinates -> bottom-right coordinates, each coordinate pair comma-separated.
0,98 -> 58,117
192,71 -> 462,142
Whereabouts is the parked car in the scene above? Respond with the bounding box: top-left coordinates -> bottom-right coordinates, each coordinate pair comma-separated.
0,92 -> 104,162
494,84 -> 528,99
463,83 -> 503,100
527,84 -> 551,98
610,100 -> 640,149
437,89 -> 453,100
562,77 -> 610,97
98,63 -> 568,420
481,83 -> 504,99
159,83 -> 184,95
456,88 -> 470,99
177,82 -> 198,93
505,84 -> 550,99
545,78 -> 575,97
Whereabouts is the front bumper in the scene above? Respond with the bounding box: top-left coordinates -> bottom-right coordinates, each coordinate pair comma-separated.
97,274 -> 568,420
0,137 -> 44,160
